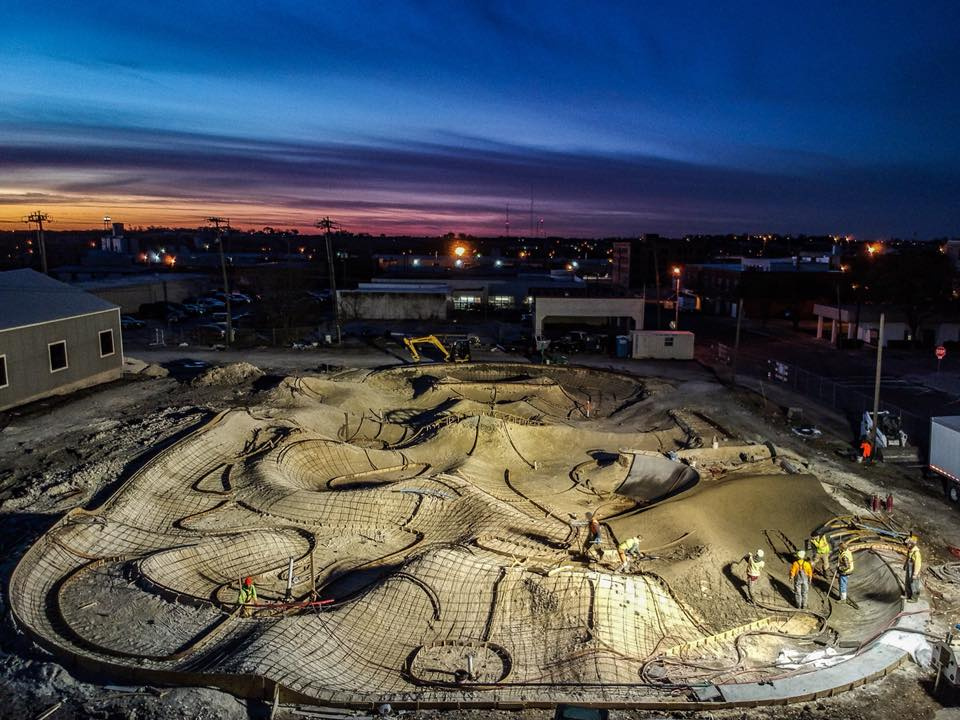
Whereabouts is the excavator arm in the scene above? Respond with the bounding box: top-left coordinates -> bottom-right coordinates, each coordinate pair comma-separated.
403,335 -> 452,363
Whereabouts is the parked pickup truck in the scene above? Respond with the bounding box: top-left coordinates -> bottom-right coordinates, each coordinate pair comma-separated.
929,416 -> 960,503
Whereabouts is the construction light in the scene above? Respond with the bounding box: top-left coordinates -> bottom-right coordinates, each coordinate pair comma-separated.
454,245 -> 466,257
672,266 -> 681,276
455,259 -> 463,267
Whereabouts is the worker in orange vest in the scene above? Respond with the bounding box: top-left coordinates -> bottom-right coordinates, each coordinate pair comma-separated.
582,512 -> 602,562
859,437 -> 873,465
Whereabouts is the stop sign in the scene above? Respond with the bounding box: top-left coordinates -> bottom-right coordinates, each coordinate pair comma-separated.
936,345 -> 947,360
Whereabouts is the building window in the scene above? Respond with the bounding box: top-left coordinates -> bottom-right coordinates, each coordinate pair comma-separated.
99,329 -> 115,357
0,355 -> 7,389
453,295 -> 481,311
664,336 -> 675,347
489,295 -> 515,310
49,341 -> 68,373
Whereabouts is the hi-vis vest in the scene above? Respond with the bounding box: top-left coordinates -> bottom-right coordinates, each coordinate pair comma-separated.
839,548 -> 854,574
907,545 -> 922,573
747,555 -> 765,578
812,535 -> 831,555
619,537 -> 640,553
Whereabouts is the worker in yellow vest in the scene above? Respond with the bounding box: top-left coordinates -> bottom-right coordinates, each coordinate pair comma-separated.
904,536 -> 922,602
617,535 -> 643,573
810,532 -> 831,577
837,542 -> 855,602
238,576 -> 258,617
789,550 -> 813,609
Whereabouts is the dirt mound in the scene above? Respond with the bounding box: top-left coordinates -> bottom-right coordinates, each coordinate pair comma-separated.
192,362 -> 264,386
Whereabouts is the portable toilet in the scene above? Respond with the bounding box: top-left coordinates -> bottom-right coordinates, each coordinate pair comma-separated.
616,335 -> 630,358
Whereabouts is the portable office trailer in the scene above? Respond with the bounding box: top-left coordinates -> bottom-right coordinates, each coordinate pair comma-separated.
630,330 -> 695,360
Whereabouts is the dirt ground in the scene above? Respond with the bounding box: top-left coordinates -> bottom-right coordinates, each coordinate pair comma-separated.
0,350 -> 957,719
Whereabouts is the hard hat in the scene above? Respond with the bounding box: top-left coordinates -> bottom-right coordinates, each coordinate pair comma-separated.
756,549 -> 764,559
244,576 -> 253,586
796,550 -> 806,559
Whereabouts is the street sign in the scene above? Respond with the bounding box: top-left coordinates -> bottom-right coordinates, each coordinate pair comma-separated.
936,345 -> 947,360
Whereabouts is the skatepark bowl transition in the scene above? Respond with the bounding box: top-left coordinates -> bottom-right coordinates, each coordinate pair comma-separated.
10,363 -> 924,710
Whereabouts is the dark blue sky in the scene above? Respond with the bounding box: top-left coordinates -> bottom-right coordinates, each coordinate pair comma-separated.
2,1 -> 959,236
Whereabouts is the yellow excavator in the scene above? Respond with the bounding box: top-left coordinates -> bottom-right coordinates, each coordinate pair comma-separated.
402,335 -> 471,363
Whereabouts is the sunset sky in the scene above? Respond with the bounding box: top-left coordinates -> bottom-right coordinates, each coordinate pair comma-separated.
2,1 -> 959,237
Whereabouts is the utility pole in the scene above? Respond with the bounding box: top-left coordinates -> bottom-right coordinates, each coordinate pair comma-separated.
24,211 -> 50,274
731,298 -> 744,383
652,240 -> 662,330
207,217 -> 232,346
315,217 -> 341,343
869,313 -> 885,450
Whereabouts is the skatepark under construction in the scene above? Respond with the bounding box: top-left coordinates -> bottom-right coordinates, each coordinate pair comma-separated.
10,363 -> 925,710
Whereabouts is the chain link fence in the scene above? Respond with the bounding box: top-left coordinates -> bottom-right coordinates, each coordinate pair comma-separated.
709,342 -> 929,446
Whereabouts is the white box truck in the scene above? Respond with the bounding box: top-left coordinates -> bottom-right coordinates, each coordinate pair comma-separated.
930,416 -> 960,503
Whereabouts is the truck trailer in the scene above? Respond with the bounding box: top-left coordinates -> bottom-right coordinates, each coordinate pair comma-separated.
930,416 -> 960,503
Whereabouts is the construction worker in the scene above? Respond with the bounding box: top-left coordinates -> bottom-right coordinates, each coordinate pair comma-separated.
837,542 -> 854,602
789,550 -> 813,609
238,576 -> 258,617
810,532 -> 831,577
743,548 -> 765,603
904,536 -> 922,602
582,512 -> 602,562
617,535 -> 643,573
859,437 -> 873,465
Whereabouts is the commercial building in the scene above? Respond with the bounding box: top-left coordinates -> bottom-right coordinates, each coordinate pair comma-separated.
534,296 -> 645,338
0,269 -> 123,412
685,256 -> 840,318
338,283 -> 449,321
812,304 -> 960,348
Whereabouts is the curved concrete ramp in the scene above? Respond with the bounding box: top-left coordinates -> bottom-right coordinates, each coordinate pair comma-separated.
614,451 -> 700,505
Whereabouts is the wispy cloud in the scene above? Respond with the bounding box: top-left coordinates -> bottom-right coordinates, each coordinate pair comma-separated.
1,123 -> 958,236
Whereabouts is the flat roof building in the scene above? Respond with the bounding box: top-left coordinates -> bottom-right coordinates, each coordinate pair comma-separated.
0,269 -> 123,412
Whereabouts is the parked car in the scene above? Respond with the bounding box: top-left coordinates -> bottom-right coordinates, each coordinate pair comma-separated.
181,302 -> 207,316
229,292 -> 252,304
120,315 -> 146,330
198,297 -> 226,310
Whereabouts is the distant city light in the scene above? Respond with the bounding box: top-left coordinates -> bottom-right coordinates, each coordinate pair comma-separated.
454,245 -> 466,257
494,259 -> 502,267
454,259 -> 463,267
412,258 -> 420,266
571,260 -> 579,268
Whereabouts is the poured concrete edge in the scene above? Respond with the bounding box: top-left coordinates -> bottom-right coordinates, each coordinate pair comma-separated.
716,598 -> 929,706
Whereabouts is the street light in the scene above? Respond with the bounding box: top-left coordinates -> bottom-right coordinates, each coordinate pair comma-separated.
672,266 -> 682,330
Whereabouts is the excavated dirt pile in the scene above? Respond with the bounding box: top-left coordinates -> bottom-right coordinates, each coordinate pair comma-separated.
192,361 -> 265,386
9,362 -> 905,709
